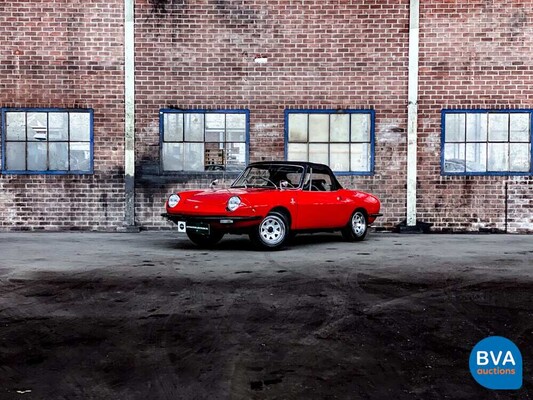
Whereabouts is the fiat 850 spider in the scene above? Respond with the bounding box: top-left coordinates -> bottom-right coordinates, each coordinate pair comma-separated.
162,161 -> 381,249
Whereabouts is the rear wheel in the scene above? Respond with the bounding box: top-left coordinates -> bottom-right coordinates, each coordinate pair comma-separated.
250,212 -> 289,250
341,210 -> 368,242
186,230 -> 224,248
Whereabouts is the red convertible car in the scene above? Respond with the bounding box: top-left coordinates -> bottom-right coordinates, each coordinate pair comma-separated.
162,161 -> 381,249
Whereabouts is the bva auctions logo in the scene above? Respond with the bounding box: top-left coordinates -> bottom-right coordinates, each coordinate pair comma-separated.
469,336 -> 522,390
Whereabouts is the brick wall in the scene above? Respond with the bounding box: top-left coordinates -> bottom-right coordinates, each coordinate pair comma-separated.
0,1 -> 126,231
1,0 -> 531,233
135,0 -> 410,230
417,0 -> 533,232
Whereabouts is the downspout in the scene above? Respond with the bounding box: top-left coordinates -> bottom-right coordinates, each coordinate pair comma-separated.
124,0 -> 136,228
406,0 -> 420,227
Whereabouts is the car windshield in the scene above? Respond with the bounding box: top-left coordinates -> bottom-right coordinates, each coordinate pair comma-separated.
232,164 -> 305,189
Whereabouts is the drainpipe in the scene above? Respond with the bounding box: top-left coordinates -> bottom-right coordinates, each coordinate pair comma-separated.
406,0 -> 419,227
124,0 -> 136,228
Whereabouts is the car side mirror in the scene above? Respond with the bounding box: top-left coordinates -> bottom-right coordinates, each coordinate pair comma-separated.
280,180 -> 289,190
210,179 -> 218,190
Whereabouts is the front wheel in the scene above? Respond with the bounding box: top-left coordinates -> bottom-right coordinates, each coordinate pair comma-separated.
187,230 -> 224,248
341,210 -> 368,242
250,212 -> 289,250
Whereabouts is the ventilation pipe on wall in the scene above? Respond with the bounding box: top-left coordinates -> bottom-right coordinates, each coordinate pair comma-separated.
124,0 -> 136,228
406,0 -> 419,227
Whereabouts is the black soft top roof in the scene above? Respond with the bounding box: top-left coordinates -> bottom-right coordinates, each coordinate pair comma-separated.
246,161 -> 343,189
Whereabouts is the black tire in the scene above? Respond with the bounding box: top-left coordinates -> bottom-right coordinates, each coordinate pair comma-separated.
250,212 -> 289,250
341,209 -> 368,242
186,230 -> 224,248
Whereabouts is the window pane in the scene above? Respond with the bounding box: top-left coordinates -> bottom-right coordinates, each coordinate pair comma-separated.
308,114 -> 329,142
444,113 -> 465,142
70,142 -> 91,171
330,114 -> 349,142
466,113 -> 487,142
162,142 -> 183,171
6,142 -> 26,170
49,112 -> 68,141
205,114 -> 225,142
488,114 -> 508,141
70,113 -> 91,141
509,143 -> 530,172
6,112 -> 26,141
287,143 -> 307,161
226,142 -> 246,168
465,143 -> 486,172
184,113 -> 204,142
226,114 -> 246,142
164,113 -> 183,142
205,143 -> 224,167
184,143 -> 204,171
27,142 -> 47,170
510,113 -> 530,142
350,143 -> 370,171
330,144 -> 350,171
288,114 -> 308,142
487,143 -> 509,171
309,143 -> 328,164
27,112 -> 48,141
443,143 -> 466,172
351,114 -> 371,142
49,142 -> 69,170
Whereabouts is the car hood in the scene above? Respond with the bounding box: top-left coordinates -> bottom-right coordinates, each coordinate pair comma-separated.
181,188 -> 272,202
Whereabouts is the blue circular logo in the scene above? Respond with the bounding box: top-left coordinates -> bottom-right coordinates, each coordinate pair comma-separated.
469,336 -> 522,390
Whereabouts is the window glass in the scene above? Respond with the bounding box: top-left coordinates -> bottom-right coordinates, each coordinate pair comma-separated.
2,109 -> 93,174
330,114 -> 350,142
350,143 -> 370,172
6,142 -> 26,170
6,112 -> 26,141
287,143 -> 308,162
510,113 -> 529,142
308,143 -> 328,165
161,110 -> 248,172
443,110 -> 532,175
308,114 -> 329,142
286,110 -> 374,173
288,114 -> 308,142
163,113 -> 183,142
162,142 -> 183,171
445,113 -> 465,142
330,143 -> 350,171
488,114 -> 508,141
69,113 -> 91,141
351,114 -> 370,142
226,114 -> 246,142
49,142 -> 69,170
509,143 -> 530,172
184,113 -> 204,142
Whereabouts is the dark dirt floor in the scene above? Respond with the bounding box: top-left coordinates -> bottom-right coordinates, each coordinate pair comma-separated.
0,232 -> 531,400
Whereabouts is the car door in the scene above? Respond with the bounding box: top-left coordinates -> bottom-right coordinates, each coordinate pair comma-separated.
294,170 -> 351,229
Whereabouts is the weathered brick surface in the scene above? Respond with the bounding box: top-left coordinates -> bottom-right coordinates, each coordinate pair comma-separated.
0,1 -> 126,231
1,0 -> 531,233
135,0 -> 410,230
417,0 -> 533,232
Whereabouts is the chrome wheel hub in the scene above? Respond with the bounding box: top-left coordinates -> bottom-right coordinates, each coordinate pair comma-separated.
259,215 -> 285,245
351,212 -> 366,237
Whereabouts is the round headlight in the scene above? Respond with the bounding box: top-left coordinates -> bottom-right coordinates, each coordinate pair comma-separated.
226,196 -> 241,212
168,194 -> 180,208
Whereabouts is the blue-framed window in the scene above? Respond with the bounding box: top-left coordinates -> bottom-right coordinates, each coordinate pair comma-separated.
160,109 -> 249,172
284,109 -> 375,175
1,108 -> 93,174
442,109 -> 532,175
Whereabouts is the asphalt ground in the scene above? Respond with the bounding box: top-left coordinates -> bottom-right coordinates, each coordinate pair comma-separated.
0,231 -> 531,400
